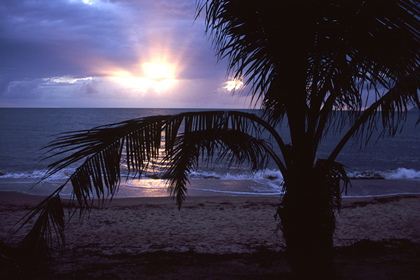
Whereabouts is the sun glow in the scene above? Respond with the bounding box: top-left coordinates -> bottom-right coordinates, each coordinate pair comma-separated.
142,62 -> 174,81
225,79 -> 244,91
108,61 -> 177,93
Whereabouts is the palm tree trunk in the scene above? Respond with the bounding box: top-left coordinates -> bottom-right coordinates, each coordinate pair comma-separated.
278,173 -> 338,280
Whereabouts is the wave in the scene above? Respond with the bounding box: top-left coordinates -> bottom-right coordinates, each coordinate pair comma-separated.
1,167 -> 418,198
189,169 -> 284,181
1,167 -> 419,182
380,168 -> 420,179
0,168 -> 74,180
348,168 -> 420,180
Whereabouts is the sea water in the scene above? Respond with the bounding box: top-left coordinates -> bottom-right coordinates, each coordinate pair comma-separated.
0,108 -> 419,198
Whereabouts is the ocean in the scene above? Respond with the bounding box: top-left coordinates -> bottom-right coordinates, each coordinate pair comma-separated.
0,108 -> 419,198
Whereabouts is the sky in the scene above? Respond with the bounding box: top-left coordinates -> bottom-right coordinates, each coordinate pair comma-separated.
0,0 -> 249,108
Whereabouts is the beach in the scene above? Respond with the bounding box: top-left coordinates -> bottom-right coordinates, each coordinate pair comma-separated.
1,184 -> 419,279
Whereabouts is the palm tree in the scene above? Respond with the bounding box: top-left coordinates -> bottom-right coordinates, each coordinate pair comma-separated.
18,0 -> 419,279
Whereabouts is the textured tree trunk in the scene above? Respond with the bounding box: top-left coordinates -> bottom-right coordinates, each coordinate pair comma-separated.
278,174 -> 338,280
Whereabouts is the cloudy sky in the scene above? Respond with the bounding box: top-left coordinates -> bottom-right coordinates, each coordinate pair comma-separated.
0,0 -> 250,108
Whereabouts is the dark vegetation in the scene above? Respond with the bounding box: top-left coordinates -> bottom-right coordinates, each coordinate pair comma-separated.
12,1 -> 419,279
1,239 -> 419,280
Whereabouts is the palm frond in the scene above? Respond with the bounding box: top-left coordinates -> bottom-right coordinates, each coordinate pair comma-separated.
198,0 -> 279,103
165,128 -> 274,207
329,68 -> 420,161
42,111 -> 286,207
198,0 -> 419,138
41,115 -> 168,182
16,189 -> 65,255
20,110 -> 287,250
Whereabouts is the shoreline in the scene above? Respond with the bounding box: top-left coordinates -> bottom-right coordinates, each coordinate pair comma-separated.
1,189 -> 420,207
1,178 -> 419,198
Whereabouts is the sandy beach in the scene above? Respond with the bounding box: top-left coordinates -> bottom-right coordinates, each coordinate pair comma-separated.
1,188 -> 419,279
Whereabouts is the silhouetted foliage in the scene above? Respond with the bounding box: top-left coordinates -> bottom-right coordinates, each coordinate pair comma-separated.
17,1 -> 419,279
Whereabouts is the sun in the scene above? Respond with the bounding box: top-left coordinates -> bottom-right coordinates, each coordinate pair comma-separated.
108,61 -> 177,93
142,62 -> 174,81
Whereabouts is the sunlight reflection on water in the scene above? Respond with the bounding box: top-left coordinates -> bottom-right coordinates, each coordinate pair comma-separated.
117,179 -> 283,198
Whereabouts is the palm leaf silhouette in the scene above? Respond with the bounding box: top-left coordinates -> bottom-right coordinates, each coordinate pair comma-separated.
20,111 -> 286,249
16,1 -> 419,278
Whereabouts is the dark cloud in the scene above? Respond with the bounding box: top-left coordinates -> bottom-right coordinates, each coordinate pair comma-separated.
0,0 -> 134,79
